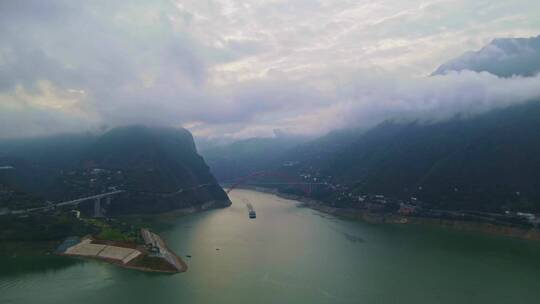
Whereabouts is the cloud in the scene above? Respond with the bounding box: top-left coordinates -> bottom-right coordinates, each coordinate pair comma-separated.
1,0 -> 540,139
189,69 -> 540,139
0,81 -> 98,137
335,71 -> 540,128
433,35 -> 540,77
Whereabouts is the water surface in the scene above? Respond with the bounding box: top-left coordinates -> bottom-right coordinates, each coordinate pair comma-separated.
1,189 -> 540,303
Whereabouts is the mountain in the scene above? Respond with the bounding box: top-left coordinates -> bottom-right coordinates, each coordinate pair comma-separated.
281,128 -> 365,166
272,100 -> 540,213
433,35 -> 540,77
200,135 -> 309,182
327,101 -> 540,211
0,126 -> 229,215
0,133 -> 96,194
0,167 -> 44,211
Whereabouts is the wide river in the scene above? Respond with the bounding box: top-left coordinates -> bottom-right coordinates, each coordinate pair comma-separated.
2,189 -> 540,303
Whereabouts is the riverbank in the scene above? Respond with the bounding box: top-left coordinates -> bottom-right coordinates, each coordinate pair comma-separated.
0,198 -> 231,257
307,203 -> 540,241
233,185 -> 540,241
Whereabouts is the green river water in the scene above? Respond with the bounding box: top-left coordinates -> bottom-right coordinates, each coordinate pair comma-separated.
1,189 -> 540,303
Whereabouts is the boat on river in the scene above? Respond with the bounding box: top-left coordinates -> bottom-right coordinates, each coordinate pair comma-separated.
247,203 -> 256,219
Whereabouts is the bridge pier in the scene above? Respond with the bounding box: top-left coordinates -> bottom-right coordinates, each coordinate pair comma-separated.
94,198 -> 103,218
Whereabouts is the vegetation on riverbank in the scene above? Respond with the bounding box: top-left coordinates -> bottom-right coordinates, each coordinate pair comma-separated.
308,202 -> 540,241
0,197 -> 228,258
87,218 -> 139,242
0,214 -> 97,242
0,213 -> 142,256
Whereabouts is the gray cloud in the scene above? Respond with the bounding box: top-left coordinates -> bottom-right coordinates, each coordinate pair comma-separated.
1,0 -> 540,139
192,69 -> 540,139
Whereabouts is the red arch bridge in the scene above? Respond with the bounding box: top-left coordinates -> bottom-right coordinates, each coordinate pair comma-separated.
224,171 -> 327,196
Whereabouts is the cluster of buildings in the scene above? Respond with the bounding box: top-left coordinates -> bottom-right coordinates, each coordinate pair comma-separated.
506,211 -> 539,225
292,167 -> 540,228
60,168 -> 125,197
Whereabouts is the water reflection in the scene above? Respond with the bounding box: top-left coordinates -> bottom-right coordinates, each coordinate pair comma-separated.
0,255 -> 80,278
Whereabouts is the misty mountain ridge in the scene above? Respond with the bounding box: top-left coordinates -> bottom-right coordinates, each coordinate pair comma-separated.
312,100 -> 540,212
0,125 -> 229,215
205,99 -> 540,213
200,134 -> 310,181
3,34 -> 540,216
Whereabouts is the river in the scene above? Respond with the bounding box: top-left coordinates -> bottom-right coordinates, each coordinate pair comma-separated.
1,189 -> 540,303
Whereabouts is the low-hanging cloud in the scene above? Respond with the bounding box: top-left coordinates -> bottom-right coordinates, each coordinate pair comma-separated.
197,69 -> 540,139
1,0 -> 540,139
331,71 -> 540,130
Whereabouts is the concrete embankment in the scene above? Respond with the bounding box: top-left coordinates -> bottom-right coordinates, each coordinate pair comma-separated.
141,228 -> 187,272
61,238 -> 142,264
56,229 -> 187,273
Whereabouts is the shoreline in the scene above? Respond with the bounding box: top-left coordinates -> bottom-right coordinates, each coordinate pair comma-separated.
0,199 -> 230,258
52,200 -> 230,273
232,185 -> 540,241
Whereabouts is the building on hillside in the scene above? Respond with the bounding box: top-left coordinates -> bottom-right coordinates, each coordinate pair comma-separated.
399,204 -> 417,216
517,212 -> 536,223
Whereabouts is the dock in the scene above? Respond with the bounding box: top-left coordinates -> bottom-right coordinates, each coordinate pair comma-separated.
141,228 -> 187,272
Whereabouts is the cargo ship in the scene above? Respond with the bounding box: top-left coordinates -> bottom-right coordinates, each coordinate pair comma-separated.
247,203 -> 256,219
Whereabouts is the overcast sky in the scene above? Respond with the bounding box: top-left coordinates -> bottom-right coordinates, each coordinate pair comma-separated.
1,0 -> 540,140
